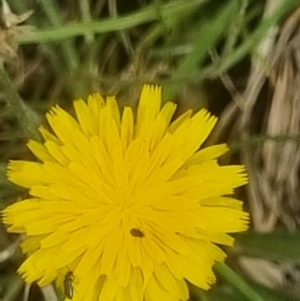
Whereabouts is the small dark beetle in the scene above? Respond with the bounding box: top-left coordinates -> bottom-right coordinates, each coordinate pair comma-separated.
130,228 -> 145,238
64,271 -> 74,299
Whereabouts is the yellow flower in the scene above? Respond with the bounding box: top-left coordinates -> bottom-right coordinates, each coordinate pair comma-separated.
3,85 -> 248,301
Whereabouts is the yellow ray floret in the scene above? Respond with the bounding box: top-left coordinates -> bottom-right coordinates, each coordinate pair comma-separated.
2,84 -> 249,301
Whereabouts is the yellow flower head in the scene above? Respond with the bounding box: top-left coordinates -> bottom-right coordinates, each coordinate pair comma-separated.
3,85 -> 248,301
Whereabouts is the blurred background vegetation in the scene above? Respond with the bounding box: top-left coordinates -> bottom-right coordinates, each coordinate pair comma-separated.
1,0 -> 300,300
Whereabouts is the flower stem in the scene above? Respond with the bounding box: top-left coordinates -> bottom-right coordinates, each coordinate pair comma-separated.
79,0 -> 94,43
16,0 -> 206,44
0,65 -> 41,141
214,262 -> 266,301
38,0 -> 79,71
